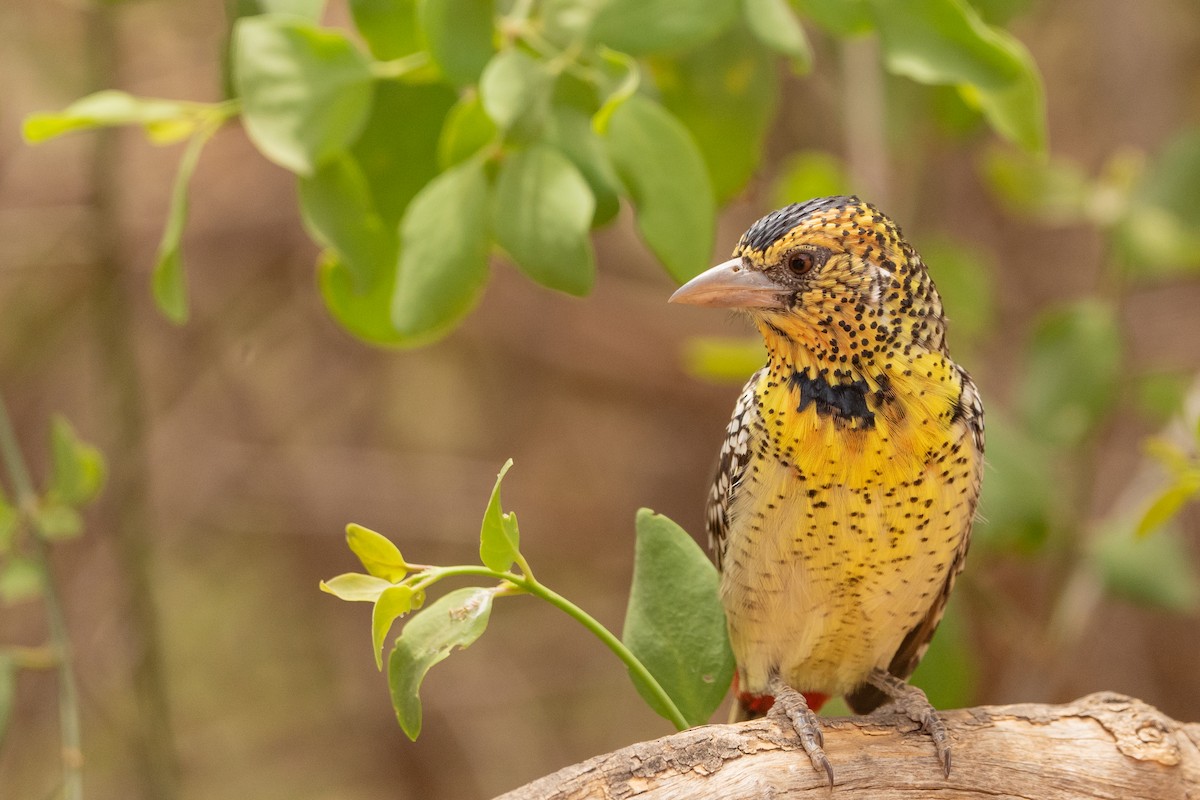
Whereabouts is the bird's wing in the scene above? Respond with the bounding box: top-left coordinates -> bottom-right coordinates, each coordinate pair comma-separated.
846,367 -> 985,714
707,370 -> 763,571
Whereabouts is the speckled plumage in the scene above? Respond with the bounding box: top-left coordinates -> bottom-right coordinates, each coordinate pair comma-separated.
675,196 -> 984,777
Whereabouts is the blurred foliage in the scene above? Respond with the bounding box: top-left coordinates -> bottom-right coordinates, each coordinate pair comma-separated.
23,0 -> 1045,347
322,462 -> 731,737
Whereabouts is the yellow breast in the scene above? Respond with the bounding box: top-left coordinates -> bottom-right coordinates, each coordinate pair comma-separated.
721,352 -> 981,696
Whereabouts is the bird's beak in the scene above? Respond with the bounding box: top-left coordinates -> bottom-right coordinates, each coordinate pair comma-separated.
669,258 -> 784,309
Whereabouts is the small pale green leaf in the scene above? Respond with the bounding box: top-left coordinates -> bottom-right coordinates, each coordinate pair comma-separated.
350,0 -> 420,59
391,159 -> 492,341
605,95 -> 714,282
35,504 -> 83,540
651,24 -> 777,203
981,148 -> 1091,223
0,655 -> 14,741
682,337 -> 764,384
258,0 -> 326,19
543,106 -> 623,228
1019,300 -> 1122,448
318,252 -> 411,346
153,127 -> 212,324
868,0 -> 1046,152
233,15 -> 374,175
479,49 -> 551,138
588,0 -> 738,55
22,90 -> 200,144
1115,130 -> 1200,276
438,93 -> 498,169
417,0 -> 495,86
372,584 -> 415,669
1136,474 -> 1200,538
479,459 -> 520,572
320,572 -> 393,602
0,558 -> 43,605
493,146 -> 596,295
794,0 -> 873,36
389,586 -> 494,739
741,0 -> 812,70
772,151 -> 851,208
48,416 -> 106,507
346,523 -> 408,580
1091,523 -> 1200,613
299,154 -> 396,291
623,509 -> 734,727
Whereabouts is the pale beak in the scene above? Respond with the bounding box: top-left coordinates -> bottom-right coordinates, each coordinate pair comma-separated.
668,258 -> 785,309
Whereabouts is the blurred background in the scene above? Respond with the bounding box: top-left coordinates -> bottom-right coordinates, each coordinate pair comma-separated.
2,0 -> 1200,798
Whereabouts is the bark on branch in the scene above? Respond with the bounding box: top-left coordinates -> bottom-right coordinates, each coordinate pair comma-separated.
495,692 -> 1200,799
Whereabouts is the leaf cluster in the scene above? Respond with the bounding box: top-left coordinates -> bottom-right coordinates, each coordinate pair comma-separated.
24,0 -> 1045,345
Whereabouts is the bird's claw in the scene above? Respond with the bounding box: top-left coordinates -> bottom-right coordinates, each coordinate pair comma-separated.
768,675 -> 834,787
866,669 -> 952,777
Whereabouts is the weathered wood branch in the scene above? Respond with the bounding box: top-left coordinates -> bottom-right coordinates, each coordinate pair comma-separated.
496,692 -> 1199,799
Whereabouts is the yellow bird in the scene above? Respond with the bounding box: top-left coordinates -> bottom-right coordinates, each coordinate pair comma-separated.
671,196 -> 984,783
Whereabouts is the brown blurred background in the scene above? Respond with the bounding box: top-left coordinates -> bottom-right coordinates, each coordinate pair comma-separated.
2,1 -> 1199,798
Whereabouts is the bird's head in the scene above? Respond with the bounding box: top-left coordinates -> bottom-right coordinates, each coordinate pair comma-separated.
671,196 -> 947,369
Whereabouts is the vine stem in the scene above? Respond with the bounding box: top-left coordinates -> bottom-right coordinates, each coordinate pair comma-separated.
414,564 -> 691,731
0,396 -> 83,800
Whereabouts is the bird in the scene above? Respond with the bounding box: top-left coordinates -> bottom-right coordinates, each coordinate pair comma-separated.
669,196 -> 984,785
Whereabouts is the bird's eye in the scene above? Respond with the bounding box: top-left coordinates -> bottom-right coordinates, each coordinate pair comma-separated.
788,252 -> 815,275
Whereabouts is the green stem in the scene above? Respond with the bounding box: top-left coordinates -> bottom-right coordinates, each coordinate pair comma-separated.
371,52 -> 431,80
408,564 -> 691,731
0,396 -> 83,800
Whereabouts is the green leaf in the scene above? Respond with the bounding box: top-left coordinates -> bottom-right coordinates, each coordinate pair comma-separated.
299,154 -> 396,291
438,93 -> 498,169
493,146 -> 596,295
0,557 -> 43,605
35,504 -> 83,540
479,49 -> 552,139
48,416 -> 105,507
389,586 -> 494,739
479,459 -> 520,572
1091,523 -> 1200,613
588,0 -> 738,55
354,82 -> 458,227
543,106 -> 623,228
417,0 -> 495,86
233,15 -> 374,175
154,127 -> 216,324
973,412 -> 1054,553
604,95 -> 715,282
772,150 -> 851,208
22,90 -> 203,145
1115,130 -> 1200,276
391,159 -> 492,341
1136,473 -> 1200,538
346,523 -> 408,580
350,0 -> 420,59
320,572 -> 394,602
793,0 -> 873,36
918,236 -> 995,347
867,0 -> 1046,153
682,337 -> 764,384
257,0 -> 326,19
1019,300 -> 1122,448
0,655 -> 14,742
372,584 -> 415,669
318,252 -> 410,346
981,148 -> 1091,223
651,24 -> 777,203
741,0 -> 812,70
622,509 -> 734,727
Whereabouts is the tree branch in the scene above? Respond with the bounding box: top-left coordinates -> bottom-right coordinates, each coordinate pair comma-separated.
495,692 -> 1199,799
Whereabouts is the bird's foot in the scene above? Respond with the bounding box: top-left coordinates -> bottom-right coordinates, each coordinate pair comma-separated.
865,669 -> 951,777
767,674 -> 835,787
